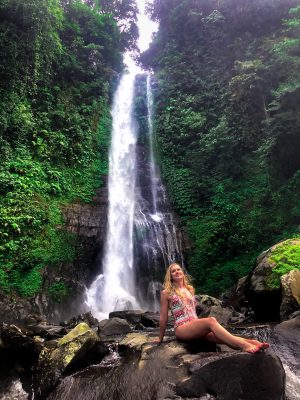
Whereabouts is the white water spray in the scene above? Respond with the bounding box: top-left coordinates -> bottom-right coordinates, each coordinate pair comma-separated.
86,72 -> 141,319
146,74 -> 158,215
133,73 -> 184,311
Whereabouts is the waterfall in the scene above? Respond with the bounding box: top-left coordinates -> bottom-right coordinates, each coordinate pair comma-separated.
86,72 -> 184,319
86,71 -> 141,319
146,74 -> 158,214
133,73 -> 184,311
84,0 -> 182,320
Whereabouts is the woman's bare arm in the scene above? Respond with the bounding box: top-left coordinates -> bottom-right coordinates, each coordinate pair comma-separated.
157,290 -> 169,343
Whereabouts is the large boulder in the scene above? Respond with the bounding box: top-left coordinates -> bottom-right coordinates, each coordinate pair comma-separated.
119,332 -> 151,354
221,276 -> 254,320
0,292 -> 42,325
141,311 -> 160,327
176,352 -> 285,400
61,311 -> 99,329
0,376 -> 29,400
0,323 -> 42,383
274,315 -> 300,366
33,322 -> 108,399
280,270 -> 300,320
247,239 -> 300,321
98,317 -> 131,336
196,295 -> 244,325
46,334 -> 285,400
109,310 -> 143,324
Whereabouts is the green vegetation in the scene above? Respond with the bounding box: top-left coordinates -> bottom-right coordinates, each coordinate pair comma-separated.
48,282 -> 70,303
0,0 -> 137,296
267,239 -> 300,289
142,0 -> 300,295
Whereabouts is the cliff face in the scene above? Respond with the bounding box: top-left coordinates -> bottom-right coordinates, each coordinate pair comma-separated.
40,184 -> 109,322
62,183 -> 109,287
0,183 -> 109,324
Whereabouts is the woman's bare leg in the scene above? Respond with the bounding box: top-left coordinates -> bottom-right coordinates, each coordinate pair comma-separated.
175,317 -> 262,353
204,332 -> 269,350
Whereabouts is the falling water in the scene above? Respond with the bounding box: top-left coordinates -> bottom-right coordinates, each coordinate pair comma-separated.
85,0 -> 183,318
86,71 -> 141,319
133,73 -> 184,311
86,71 -> 184,318
146,74 -> 158,214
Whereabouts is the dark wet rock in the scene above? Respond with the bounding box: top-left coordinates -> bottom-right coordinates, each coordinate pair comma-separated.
61,311 -> 99,329
0,293 -> 42,325
0,376 -> 29,400
118,332 -> 216,357
0,324 -> 42,399
246,247 -> 282,321
274,315 -> 300,364
222,276 -> 248,309
62,185 -> 108,239
134,322 -> 146,330
32,322 -> 106,399
289,309 -> 300,319
0,324 -> 39,355
29,325 -> 68,340
280,270 -> 300,320
0,314 -> 289,400
246,240 -> 300,322
0,314 -> 284,400
196,295 -> 245,326
196,294 -> 221,310
221,277 -> 256,323
176,352 -> 285,400
98,317 -> 132,336
141,311 -> 160,327
178,339 -> 217,354
15,317 -> 68,340
109,310 -> 143,324
202,305 -> 233,326
119,332 -> 151,353
45,333 -> 285,400
20,314 -> 45,327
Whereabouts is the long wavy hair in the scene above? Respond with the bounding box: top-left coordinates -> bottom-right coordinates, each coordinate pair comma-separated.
163,263 -> 195,297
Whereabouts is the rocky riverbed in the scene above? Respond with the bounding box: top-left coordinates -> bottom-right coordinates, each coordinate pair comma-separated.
1,309 -> 299,400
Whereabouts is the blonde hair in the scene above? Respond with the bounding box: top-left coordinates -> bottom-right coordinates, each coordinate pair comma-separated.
163,263 -> 195,297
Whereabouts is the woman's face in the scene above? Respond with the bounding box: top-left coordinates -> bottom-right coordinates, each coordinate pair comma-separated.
170,264 -> 184,282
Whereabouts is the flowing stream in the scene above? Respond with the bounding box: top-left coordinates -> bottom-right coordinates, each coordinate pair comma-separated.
231,325 -> 300,400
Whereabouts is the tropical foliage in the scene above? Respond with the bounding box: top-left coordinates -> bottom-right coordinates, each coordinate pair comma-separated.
0,0 -> 136,296
142,0 -> 300,295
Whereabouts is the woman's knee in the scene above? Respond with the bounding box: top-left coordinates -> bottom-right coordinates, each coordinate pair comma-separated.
207,317 -> 218,326
199,316 -> 218,328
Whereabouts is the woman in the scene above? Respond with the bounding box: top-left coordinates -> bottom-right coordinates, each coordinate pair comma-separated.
156,263 -> 269,353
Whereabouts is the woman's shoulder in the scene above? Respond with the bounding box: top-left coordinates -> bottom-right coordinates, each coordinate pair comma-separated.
161,289 -> 174,300
186,285 -> 195,295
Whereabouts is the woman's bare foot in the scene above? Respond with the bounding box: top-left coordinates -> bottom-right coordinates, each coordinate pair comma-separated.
259,342 -> 269,350
244,339 -> 269,350
241,342 -> 261,353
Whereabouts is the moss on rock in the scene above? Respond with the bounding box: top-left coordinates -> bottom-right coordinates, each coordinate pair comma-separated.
58,322 -> 92,346
33,322 -> 100,398
267,238 -> 300,289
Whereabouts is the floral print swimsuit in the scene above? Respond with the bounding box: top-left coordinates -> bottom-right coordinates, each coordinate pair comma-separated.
169,290 -> 198,329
